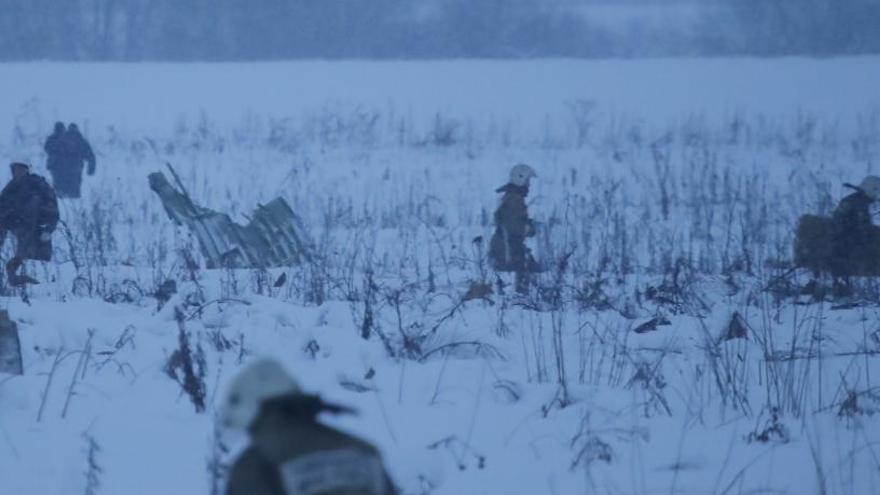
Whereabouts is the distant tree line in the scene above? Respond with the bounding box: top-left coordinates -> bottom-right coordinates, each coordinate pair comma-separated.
0,0 -> 877,61
705,0 -> 880,56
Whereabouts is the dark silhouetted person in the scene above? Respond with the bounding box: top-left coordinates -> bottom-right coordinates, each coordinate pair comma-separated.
0,162 -> 59,286
44,122 -> 66,174
489,163 -> 539,294
830,175 -> 880,278
221,359 -> 398,495
44,122 -> 96,198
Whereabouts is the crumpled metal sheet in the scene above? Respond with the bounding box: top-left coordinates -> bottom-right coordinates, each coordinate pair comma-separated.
149,168 -> 313,269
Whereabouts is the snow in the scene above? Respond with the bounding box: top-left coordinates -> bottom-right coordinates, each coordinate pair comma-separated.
0,57 -> 878,138
1,58 -> 880,494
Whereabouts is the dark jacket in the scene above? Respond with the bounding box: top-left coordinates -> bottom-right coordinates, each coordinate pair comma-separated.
0,173 -> 59,261
489,183 -> 535,272
226,394 -> 398,495
829,190 -> 879,276
832,191 -> 873,241
45,126 -> 95,198
44,125 -> 66,174
65,127 -> 96,176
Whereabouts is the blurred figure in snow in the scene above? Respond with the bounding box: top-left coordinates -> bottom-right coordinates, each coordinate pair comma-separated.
44,122 -> 66,176
489,163 -> 539,294
830,175 -> 880,278
0,162 -> 59,286
44,122 -> 96,198
221,359 -> 398,495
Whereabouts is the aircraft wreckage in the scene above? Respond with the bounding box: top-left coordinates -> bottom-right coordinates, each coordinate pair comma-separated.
149,165 -> 313,269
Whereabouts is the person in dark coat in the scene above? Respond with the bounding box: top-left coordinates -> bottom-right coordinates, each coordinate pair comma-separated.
221,359 -> 398,495
829,175 -> 880,277
44,122 -> 96,198
489,163 -> 538,293
44,122 -> 66,174
0,162 -> 59,285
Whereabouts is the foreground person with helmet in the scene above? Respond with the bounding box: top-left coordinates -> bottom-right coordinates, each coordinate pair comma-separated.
221,359 -> 399,495
489,163 -> 539,294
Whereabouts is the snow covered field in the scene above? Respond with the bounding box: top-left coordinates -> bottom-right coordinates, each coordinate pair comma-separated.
1,57 -> 880,494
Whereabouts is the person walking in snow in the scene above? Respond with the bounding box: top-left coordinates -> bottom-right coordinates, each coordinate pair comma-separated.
44,122 -> 66,176
44,122 -> 96,198
0,162 -> 59,286
829,175 -> 880,277
489,163 -> 539,294
221,359 -> 398,495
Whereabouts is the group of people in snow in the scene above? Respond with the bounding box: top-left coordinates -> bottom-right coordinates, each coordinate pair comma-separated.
4,120 -> 877,293
488,166 -> 880,294
44,121 -> 97,199
1,120 -> 880,494
215,167 -> 543,494
0,123 -> 94,285
213,169 -> 880,494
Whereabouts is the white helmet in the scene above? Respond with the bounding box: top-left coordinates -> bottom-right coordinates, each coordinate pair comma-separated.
509,163 -> 537,187
859,175 -> 880,200
220,358 -> 300,430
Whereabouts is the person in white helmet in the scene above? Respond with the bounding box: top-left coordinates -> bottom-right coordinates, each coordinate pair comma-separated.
831,176 -> 880,277
0,162 -> 59,286
221,359 -> 398,495
489,164 -> 539,293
